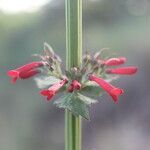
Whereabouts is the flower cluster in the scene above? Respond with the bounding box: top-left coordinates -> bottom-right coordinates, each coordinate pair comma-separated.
83,52 -> 137,102
7,43 -> 137,119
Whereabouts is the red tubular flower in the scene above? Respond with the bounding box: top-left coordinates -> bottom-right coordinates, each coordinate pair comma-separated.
106,66 -> 138,75
20,69 -> 41,79
72,80 -> 81,90
68,80 -> 81,92
7,61 -> 44,83
40,79 -> 67,101
103,57 -> 126,66
67,85 -> 74,93
89,74 -> 124,102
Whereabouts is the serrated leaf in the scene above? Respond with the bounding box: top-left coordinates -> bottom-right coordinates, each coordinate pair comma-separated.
71,96 -> 90,120
54,93 -> 90,120
81,82 -> 105,99
77,93 -> 98,105
54,93 -> 73,108
34,76 -> 61,89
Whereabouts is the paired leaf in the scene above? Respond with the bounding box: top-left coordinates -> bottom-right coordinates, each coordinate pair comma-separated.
77,93 -> 98,105
34,76 -> 61,89
81,81 -> 105,99
54,92 -> 97,120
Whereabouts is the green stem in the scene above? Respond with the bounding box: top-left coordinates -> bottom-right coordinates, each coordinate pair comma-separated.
65,0 -> 82,150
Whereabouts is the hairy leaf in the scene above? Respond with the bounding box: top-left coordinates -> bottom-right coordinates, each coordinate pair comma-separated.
77,93 -> 98,105
34,76 -> 61,89
81,81 -> 105,99
54,93 -> 90,120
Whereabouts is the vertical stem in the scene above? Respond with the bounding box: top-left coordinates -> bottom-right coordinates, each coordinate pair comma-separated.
65,0 -> 82,150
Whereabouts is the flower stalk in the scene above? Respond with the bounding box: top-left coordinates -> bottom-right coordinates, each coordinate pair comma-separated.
65,0 -> 82,150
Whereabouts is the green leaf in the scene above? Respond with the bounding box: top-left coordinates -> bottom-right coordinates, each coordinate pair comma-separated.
65,69 -> 82,81
65,70 -> 74,79
54,93 -> 73,108
71,96 -> 90,120
80,82 -> 105,99
54,93 -> 90,120
34,76 -> 61,89
77,93 -> 98,105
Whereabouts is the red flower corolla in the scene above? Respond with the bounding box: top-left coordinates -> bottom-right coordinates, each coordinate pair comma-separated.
68,80 -> 81,92
89,74 -> 124,102
106,66 -> 138,75
20,69 -> 41,79
40,79 -> 68,101
7,61 -> 44,83
103,57 -> 126,66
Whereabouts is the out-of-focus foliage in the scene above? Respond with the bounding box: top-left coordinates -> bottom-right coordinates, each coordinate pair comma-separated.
0,0 -> 149,150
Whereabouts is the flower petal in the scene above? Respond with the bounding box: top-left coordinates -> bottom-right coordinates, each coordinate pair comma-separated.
20,69 -> 41,79
89,74 -> 123,102
7,70 -> 19,84
7,70 -> 19,78
106,67 -> 138,75
16,61 -> 44,73
104,57 -> 126,66
40,79 -> 67,101
110,88 -> 124,102
40,90 -> 55,101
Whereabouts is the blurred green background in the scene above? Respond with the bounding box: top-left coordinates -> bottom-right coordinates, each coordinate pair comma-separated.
0,0 -> 148,150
